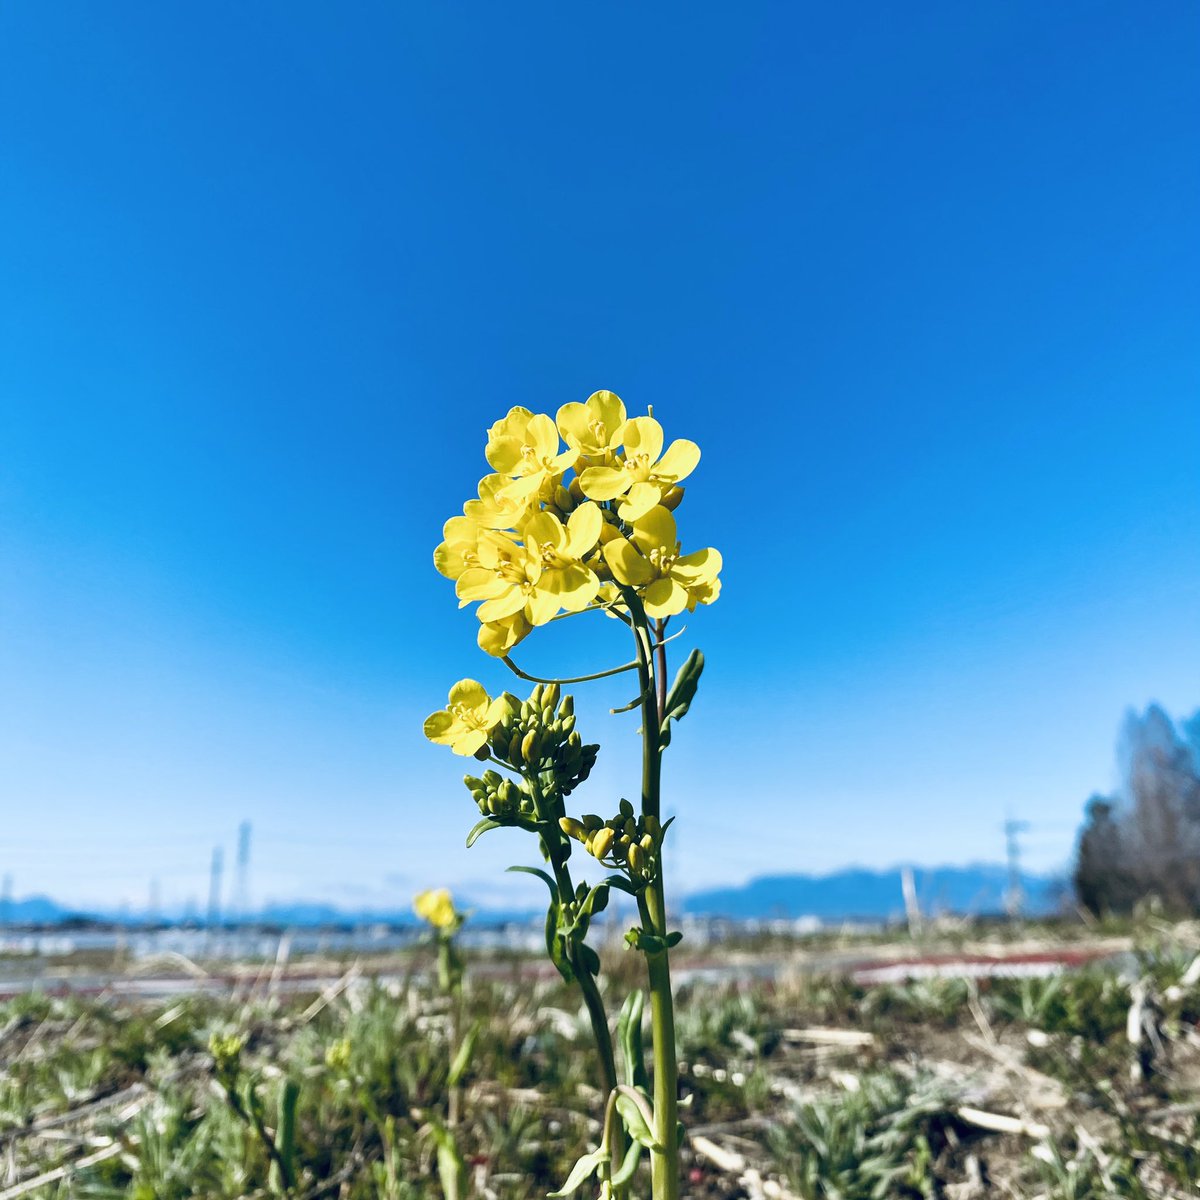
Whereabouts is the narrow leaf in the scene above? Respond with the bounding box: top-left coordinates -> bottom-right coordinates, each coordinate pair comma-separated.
547,1148 -> 608,1197
506,864 -> 558,897
466,818 -> 502,848
616,1092 -> 663,1152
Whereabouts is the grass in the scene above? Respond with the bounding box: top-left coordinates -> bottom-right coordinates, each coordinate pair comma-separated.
1,923 -> 1199,1198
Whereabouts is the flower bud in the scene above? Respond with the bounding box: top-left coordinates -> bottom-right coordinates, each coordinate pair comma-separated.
589,827 -> 615,859
559,817 -> 585,840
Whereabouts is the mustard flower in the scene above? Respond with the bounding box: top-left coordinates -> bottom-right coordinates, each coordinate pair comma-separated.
477,610 -> 533,657
555,389 -> 627,460
578,416 -> 700,521
486,407 -> 577,504
456,505 -> 603,629
413,887 -> 459,930
464,472 -> 534,532
602,504 -> 721,618
423,679 -> 509,756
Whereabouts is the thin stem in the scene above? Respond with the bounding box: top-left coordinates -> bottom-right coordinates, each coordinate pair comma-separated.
525,776 -> 627,1188
501,655 -> 639,686
653,618 -> 668,722
501,630 -> 685,686
629,605 -> 680,1200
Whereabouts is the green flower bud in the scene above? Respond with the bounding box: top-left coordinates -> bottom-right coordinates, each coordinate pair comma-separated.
521,729 -> 539,762
589,827 -> 615,859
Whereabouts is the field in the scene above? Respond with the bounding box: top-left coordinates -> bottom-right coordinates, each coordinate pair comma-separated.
2,920 -> 1199,1199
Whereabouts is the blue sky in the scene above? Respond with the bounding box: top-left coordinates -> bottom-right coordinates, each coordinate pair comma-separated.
2,2 -> 1197,913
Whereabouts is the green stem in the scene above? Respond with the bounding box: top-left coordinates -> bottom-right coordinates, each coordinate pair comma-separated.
526,778 -> 627,1189
630,605 -> 680,1200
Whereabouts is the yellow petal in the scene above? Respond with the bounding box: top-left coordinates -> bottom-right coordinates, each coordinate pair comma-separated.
555,401 -> 593,451
525,586 -> 561,626
477,614 -> 531,656
565,502 -> 602,557
587,390 -> 626,437
578,464 -> 630,501
477,587 -> 528,623
620,416 -> 664,463
423,711 -> 457,744
524,510 -> 567,552
485,434 -> 524,475
630,505 -> 677,555
643,577 -> 689,618
616,481 -> 662,523
456,567 -> 506,604
654,439 -> 700,483
603,538 -> 654,587
448,679 -> 489,710
526,412 -> 561,461
452,728 -> 488,757
540,563 -> 600,613
672,547 -> 722,585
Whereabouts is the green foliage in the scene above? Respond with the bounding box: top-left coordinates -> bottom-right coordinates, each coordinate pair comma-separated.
767,1072 -> 951,1200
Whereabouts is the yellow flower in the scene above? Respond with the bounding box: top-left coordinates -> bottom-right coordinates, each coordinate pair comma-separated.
434,515 -> 486,581
485,407 -> 578,504
423,679 -> 509,756
456,505 -> 603,628
477,610 -> 532,657
578,416 -> 700,521
555,390 -> 627,460
413,888 -> 459,930
464,473 -> 533,532
602,505 -> 721,619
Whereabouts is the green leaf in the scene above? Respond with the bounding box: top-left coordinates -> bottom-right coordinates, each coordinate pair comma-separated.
659,649 -> 703,748
616,1092 -> 663,1151
609,1138 -> 643,1188
466,818 -> 502,848
429,1119 -> 467,1200
604,874 -> 641,896
581,882 -> 610,917
665,930 -> 683,949
446,1021 -> 479,1088
506,864 -> 558,897
577,942 -> 601,976
547,1148 -> 609,1197
618,990 -> 648,1091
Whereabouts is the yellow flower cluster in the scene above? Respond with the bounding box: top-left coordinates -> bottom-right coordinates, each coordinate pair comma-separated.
413,887 -> 460,930
434,391 -> 722,655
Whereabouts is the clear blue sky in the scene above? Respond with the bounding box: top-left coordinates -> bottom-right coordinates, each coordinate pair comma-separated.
2,2 -> 1197,913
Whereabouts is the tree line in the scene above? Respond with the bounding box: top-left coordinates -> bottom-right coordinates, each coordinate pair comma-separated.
1074,704 -> 1200,916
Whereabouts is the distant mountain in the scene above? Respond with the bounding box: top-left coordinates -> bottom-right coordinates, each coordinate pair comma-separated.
1,894 -> 71,924
0,865 -> 1065,929
682,864 -> 1062,920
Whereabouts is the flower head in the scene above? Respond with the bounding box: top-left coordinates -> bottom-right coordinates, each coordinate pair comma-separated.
602,505 -> 721,619
578,416 -> 700,521
424,679 -> 510,756
486,407 -> 578,504
555,390 -> 627,460
413,887 -> 460,931
455,505 -> 603,631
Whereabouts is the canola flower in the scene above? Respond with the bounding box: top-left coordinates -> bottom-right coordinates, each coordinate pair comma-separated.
424,389 -> 721,1200
432,391 -> 720,656
413,887 -> 460,931
423,680 -> 509,757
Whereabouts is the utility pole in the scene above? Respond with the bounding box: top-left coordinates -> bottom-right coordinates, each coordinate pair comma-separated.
234,821 -> 252,925
207,846 -> 224,930
1004,817 -> 1030,919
